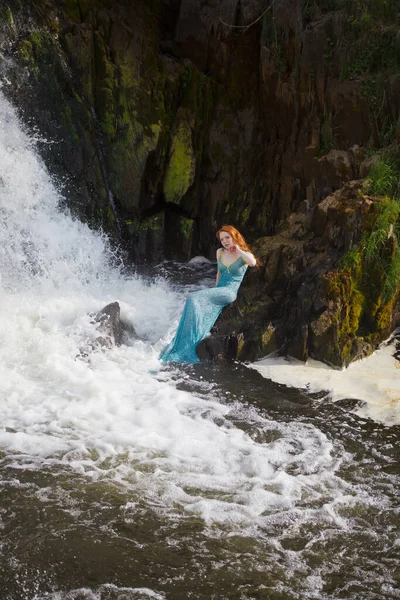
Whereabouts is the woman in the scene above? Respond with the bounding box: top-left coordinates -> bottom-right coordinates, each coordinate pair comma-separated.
159,225 -> 257,364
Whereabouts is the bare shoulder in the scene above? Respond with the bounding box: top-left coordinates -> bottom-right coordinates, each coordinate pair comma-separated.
216,248 -> 222,260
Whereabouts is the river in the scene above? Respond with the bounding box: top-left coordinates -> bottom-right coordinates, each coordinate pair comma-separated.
0,91 -> 399,600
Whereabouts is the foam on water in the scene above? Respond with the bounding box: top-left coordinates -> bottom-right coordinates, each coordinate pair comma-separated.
33,585 -> 166,600
0,91 -> 384,533
251,336 -> 400,426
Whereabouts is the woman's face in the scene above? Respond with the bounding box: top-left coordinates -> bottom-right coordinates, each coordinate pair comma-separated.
219,231 -> 234,250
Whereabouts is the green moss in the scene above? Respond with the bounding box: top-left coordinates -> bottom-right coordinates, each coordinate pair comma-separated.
30,31 -> 44,50
120,62 -> 140,90
261,326 -> 275,351
139,214 -> 164,232
375,297 -> 395,329
179,217 -> 194,240
237,336 -> 245,358
349,288 -> 365,333
163,120 -> 196,204
323,271 -> 366,364
4,5 -> 14,25
18,38 -> 41,78
17,31 -> 56,79
18,39 -> 33,60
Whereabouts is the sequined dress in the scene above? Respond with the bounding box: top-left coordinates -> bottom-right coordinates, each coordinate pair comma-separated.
159,252 -> 248,363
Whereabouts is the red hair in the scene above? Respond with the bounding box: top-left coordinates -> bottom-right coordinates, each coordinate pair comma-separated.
216,225 -> 259,265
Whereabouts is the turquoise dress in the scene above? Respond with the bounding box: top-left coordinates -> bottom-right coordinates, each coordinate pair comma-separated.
160,252 -> 248,363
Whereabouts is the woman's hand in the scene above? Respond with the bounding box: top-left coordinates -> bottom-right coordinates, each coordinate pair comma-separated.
232,245 -> 256,266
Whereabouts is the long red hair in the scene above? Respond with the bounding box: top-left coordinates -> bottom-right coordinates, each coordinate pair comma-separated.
216,225 -> 259,265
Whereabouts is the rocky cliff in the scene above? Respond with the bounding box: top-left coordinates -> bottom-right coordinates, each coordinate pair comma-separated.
1,0 -> 399,366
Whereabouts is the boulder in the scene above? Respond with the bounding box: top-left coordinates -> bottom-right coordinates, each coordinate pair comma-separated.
79,302 -> 137,357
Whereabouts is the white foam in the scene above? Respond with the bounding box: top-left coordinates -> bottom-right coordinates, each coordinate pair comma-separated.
33,585 -> 166,600
251,337 -> 400,425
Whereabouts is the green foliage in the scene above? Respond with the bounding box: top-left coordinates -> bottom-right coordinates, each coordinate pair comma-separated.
365,151 -> 400,198
368,161 -> 399,198
361,198 -> 400,302
382,245 -> 400,301
339,247 -> 362,271
363,196 -> 400,259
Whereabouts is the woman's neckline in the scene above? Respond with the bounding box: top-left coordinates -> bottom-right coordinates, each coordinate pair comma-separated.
221,249 -> 242,267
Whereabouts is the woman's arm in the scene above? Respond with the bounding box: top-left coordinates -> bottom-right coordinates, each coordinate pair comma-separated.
232,245 -> 257,267
216,248 -> 222,284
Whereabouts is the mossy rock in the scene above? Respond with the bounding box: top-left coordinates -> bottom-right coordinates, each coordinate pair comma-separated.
163,117 -> 196,204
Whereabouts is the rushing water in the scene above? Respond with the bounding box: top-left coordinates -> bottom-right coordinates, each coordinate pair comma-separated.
0,91 -> 399,600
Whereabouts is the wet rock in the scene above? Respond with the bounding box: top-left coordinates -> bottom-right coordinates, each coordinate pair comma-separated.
80,302 -> 136,357
196,334 -> 238,362
91,302 -> 124,348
